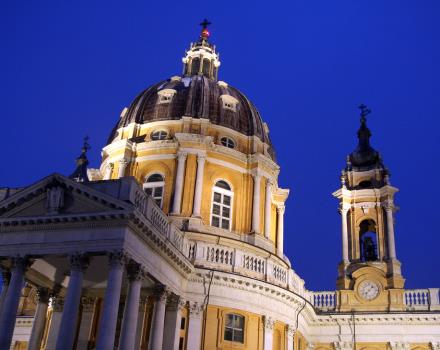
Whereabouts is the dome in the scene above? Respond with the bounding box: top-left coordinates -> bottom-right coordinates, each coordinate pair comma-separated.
108,75 -> 274,157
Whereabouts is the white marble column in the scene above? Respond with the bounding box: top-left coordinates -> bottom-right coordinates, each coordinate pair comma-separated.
286,324 -> 295,350
264,180 -> 272,239
186,301 -> 203,350
276,205 -> 285,256
56,254 -> 89,350
172,152 -> 187,215
45,297 -> 64,350
0,269 -> 10,316
163,295 -> 185,350
263,316 -> 274,350
96,251 -> 125,350
28,287 -> 50,350
76,297 -> 97,350
252,173 -> 262,233
119,263 -> 144,350
103,163 -> 114,180
340,207 -> 349,262
118,158 -> 128,178
0,257 -> 30,350
385,205 -> 397,259
192,154 -> 206,217
148,286 -> 168,350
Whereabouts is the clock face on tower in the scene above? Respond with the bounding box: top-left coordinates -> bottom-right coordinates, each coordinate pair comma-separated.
358,280 -> 380,301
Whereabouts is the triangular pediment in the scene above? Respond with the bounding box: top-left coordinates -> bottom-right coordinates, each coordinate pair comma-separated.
0,173 -> 132,219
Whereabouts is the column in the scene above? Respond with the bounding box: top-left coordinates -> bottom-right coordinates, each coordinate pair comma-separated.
172,152 -> 187,215
148,286 -> 168,350
163,295 -> 185,350
103,163 -> 113,180
119,262 -> 144,350
0,269 -> 11,316
340,207 -> 349,262
276,205 -> 285,256
96,251 -> 125,350
0,257 -> 30,349
252,173 -> 262,233
264,180 -> 272,239
55,254 -> 89,350
134,298 -> 148,350
286,325 -> 295,350
76,297 -> 98,350
263,316 -> 274,350
28,287 -> 50,350
186,301 -> 203,350
385,205 -> 397,259
118,158 -> 128,178
192,154 -> 206,217
45,297 -> 64,350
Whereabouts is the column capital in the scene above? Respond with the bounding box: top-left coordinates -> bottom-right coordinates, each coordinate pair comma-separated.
70,253 -> 90,272
276,204 -> 285,214
106,162 -> 114,170
430,342 -> 440,350
1,268 -> 11,285
80,296 -> 97,313
188,301 -> 204,317
126,262 -> 145,282
52,296 -> 65,312
389,342 -> 410,350
119,157 -> 128,165
252,171 -> 262,180
286,324 -> 296,338
107,250 -> 128,269
176,151 -> 188,161
36,287 -> 50,304
263,315 -> 275,330
196,154 -> 206,163
10,256 -> 32,273
151,284 -> 170,303
166,294 -> 186,311
382,199 -> 395,211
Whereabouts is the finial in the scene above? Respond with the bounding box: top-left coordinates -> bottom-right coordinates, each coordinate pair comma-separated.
199,18 -> 211,41
358,104 -> 371,124
69,136 -> 91,182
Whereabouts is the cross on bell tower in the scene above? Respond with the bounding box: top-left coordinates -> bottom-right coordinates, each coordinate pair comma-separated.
332,106 -> 405,312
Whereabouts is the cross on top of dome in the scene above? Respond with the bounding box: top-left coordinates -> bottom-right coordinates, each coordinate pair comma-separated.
199,18 -> 211,41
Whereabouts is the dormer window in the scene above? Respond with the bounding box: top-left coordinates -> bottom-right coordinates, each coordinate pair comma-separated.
157,89 -> 177,104
151,130 -> 168,140
220,137 -> 235,149
220,95 -> 239,112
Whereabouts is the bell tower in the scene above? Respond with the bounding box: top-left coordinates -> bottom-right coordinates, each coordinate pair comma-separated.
333,105 -> 405,312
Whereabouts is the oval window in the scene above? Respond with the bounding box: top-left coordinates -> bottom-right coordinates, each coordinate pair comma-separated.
151,130 -> 168,141
220,137 -> 235,149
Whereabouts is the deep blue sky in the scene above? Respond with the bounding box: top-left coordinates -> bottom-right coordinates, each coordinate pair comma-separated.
1,1 -> 439,291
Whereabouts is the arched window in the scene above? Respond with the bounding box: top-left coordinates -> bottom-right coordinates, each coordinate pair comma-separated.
211,180 -> 233,230
359,219 -> 378,261
151,130 -> 168,141
220,137 -> 235,149
202,58 -> 211,76
144,173 -> 165,208
191,57 -> 200,75
224,313 -> 244,343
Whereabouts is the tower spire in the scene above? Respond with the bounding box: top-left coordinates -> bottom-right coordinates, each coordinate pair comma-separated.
69,136 -> 90,182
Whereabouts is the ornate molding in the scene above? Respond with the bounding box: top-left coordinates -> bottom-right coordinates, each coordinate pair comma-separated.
263,315 -> 275,330
286,324 -> 296,338
334,341 -> 353,350
390,342 -> 410,350
188,301 -> 204,317
126,261 -> 144,281
107,251 -> 128,269
431,342 -> 440,350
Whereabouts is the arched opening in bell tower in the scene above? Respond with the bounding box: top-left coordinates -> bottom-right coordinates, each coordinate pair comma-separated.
359,219 -> 378,262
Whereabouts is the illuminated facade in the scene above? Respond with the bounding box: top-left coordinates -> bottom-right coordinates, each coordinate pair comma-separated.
0,24 -> 439,350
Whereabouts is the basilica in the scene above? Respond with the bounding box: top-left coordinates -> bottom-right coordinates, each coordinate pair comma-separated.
0,23 -> 439,350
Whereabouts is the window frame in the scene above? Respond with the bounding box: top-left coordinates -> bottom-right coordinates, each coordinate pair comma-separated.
220,136 -> 236,149
150,130 -> 168,141
210,180 -> 233,231
143,173 -> 165,208
223,313 -> 245,344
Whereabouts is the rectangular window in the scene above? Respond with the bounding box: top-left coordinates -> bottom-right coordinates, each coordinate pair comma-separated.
211,191 -> 231,230
224,314 -> 244,343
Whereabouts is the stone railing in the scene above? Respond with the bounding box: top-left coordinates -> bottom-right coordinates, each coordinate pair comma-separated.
404,288 -> 440,311
309,291 -> 336,311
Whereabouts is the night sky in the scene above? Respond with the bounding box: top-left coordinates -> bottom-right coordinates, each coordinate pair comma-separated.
1,1 -> 439,291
